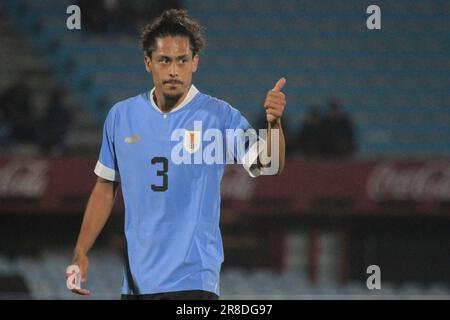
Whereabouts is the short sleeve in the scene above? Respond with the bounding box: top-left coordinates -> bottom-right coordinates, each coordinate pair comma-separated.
94,107 -> 120,181
223,104 -> 265,178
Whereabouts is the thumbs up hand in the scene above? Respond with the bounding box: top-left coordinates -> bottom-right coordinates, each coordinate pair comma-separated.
264,77 -> 286,123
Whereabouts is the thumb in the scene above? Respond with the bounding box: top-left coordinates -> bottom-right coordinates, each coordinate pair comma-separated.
272,77 -> 286,92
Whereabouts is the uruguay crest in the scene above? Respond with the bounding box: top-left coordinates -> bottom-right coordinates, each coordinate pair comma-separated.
183,130 -> 201,154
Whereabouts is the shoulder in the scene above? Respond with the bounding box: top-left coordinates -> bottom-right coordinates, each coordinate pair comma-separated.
105,93 -> 146,121
196,91 -> 238,117
110,94 -> 145,114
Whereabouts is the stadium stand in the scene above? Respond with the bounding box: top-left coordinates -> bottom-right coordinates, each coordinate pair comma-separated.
1,0 -> 449,156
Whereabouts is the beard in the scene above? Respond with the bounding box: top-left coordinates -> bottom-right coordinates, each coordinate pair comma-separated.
162,84 -> 184,101
163,91 -> 183,102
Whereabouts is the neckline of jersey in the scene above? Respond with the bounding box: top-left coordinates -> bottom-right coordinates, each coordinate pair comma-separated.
144,85 -> 200,115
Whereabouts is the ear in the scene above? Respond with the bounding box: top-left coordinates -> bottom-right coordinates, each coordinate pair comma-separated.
144,56 -> 152,73
192,55 -> 199,73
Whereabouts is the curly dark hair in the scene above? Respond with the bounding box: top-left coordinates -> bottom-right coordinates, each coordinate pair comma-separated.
140,9 -> 205,58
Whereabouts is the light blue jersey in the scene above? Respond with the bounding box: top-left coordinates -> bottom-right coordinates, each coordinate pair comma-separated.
94,85 -> 262,295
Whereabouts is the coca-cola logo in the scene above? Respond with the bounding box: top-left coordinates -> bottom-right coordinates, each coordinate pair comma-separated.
0,159 -> 49,198
367,162 -> 450,201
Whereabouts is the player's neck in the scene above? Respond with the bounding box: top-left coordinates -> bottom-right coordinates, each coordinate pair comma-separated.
153,88 -> 189,113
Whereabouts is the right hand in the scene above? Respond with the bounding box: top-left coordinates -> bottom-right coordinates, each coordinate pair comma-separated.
66,254 -> 91,295
264,77 -> 286,124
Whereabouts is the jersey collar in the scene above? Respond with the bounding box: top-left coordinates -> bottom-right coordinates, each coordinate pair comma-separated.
148,85 -> 199,113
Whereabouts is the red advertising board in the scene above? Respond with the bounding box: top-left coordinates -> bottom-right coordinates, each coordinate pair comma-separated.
1,157 -> 449,215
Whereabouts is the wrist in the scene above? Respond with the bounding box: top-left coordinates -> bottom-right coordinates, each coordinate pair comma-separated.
269,118 -> 281,126
74,248 -> 88,259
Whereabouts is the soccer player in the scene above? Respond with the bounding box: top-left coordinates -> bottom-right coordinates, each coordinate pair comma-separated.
66,9 -> 286,300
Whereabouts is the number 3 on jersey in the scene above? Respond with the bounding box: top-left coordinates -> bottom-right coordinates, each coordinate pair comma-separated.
151,157 -> 168,192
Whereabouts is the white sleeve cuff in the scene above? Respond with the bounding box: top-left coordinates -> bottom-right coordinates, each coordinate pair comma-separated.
242,139 -> 264,178
94,161 -> 120,182
242,138 -> 279,177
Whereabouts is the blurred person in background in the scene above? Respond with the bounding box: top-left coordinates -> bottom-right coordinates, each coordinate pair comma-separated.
76,0 -> 128,34
76,0 -> 106,34
321,98 -> 356,157
39,88 -> 72,155
102,0 -> 123,34
0,79 -> 38,149
298,106 -> 324,157
323,98 -> 355,157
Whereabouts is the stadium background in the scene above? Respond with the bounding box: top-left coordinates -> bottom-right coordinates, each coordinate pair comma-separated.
0,0 -> 449,299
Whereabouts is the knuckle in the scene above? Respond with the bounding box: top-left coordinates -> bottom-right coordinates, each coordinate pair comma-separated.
272,92 -> 283,98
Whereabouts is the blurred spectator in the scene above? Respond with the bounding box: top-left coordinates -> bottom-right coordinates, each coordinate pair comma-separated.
0,80 -> 37,146
322,98 -> 356,157
39,88 -> 72,155
103,0 -> 123,34
77,0 -> 129,34
0,87 -> 13,145
298,106 -> 324,157
76,0 -> 107,34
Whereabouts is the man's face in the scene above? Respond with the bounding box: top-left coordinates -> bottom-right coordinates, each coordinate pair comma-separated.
144,36 -> 199,101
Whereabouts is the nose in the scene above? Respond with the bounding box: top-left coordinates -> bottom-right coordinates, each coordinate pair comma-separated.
168,62 -> 178,78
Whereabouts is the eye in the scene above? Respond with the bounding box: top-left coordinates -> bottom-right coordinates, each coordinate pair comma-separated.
180,58 -> 188,64
159,57 -> 170,64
